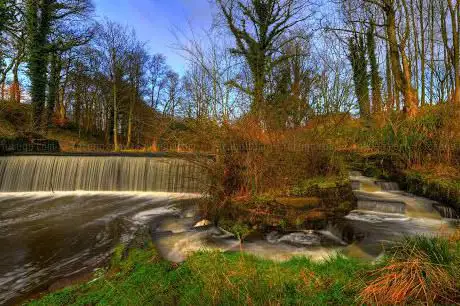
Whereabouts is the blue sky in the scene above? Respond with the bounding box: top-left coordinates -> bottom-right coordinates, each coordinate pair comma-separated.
93,0 -> 215,74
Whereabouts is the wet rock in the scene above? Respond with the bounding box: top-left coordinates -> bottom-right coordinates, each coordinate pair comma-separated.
267,231 -> 322,246
182,209 -> 196,218
194,219 -> 212,227
278,231 -> 322,246
156,218 -> 191,234
266,231 -> 282,243
304,209 -> 327,221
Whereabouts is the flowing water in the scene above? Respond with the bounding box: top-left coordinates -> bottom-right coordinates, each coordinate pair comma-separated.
0,192 -> 200,305
0,155 -> 207,305
342,172 -> 457,258
152,172 -> 459,263
0,155 -> 207,193
0,156 -> 458,305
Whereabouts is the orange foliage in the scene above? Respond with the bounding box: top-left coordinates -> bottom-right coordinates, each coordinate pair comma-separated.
8,81 -> 21,103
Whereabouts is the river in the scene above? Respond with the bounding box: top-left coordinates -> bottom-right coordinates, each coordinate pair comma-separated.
0,156 -> 457,305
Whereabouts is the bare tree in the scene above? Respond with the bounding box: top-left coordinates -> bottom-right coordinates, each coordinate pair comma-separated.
216,0 -> 313,120
97,20 -> 130,151
126,41 -> 148,147
147,54 -> 168,111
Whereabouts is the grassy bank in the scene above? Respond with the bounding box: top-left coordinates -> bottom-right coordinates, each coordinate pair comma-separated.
28,235 -> 460,306
400,168 -> 460,212
351,150 -> 460,213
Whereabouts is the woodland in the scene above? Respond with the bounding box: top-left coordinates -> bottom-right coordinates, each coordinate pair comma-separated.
1,0 -> 459,150
3,1 -> 460,305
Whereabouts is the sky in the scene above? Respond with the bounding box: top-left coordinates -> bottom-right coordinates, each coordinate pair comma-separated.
93,0 -> 215,74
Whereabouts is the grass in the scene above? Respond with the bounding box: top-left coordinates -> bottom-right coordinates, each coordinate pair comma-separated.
0,117 -> 16,137
28,244 -> 370,306
27,235 -> 460,306
360,236 -> 460,305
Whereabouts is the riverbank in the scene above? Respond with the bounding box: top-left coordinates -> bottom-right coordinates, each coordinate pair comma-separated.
28,234 -> 460,306
352,151 -> 460,215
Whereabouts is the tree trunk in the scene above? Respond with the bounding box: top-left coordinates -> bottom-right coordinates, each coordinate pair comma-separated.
386,40 -> 394,110
385,1 -> 418,116
46,52 -> 61,129
429,0 -> 435,104
367,23 -> 383,114
26,0 -> 52,130
401,53 -> 418,116
113,80 -> 119,151
126,88 -> 135,148
448,0 -> 460,104
10,59 -> 21,103
418,0 -> 426,106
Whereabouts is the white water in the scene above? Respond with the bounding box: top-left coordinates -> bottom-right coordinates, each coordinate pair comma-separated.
345,172 -> 457,258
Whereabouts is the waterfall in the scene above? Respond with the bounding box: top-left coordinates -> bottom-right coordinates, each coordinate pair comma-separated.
351,180 -> 361,191
358,200 -> 406,214
434,204 -> 459,219
375,181 -> 400,191
0,156 -> 208,193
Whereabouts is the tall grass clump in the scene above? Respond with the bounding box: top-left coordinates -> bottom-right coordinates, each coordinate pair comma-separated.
360,236 -> 460,305
374,105 -> 460,167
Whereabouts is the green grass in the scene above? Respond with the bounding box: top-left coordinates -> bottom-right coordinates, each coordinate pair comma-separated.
28,245 -> 371,306
27,235 -> 460,306
389,236 -> 455,266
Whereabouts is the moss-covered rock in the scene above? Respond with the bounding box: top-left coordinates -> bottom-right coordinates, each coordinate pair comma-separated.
399,170 -> 460,213
350,151 -> 460,214
275,197 -> 321,209
217,176 -> 357,232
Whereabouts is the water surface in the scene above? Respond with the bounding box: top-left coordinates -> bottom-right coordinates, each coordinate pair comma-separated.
0,192 -> 196,305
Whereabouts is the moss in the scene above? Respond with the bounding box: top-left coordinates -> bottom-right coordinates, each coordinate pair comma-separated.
399,170 -> 460,212
219,220 -> 252,242
290,176 -> 349,196
363,166 -> 384,178
216,175 -> 356,233
338,201 -> 353,211
275,197 -> 321,209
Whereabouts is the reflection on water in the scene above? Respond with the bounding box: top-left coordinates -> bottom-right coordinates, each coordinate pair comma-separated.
0,192 -> 198,305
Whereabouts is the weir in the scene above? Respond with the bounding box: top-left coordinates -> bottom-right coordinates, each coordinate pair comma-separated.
357,200 -> 406,214
0,155 -> 208,193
